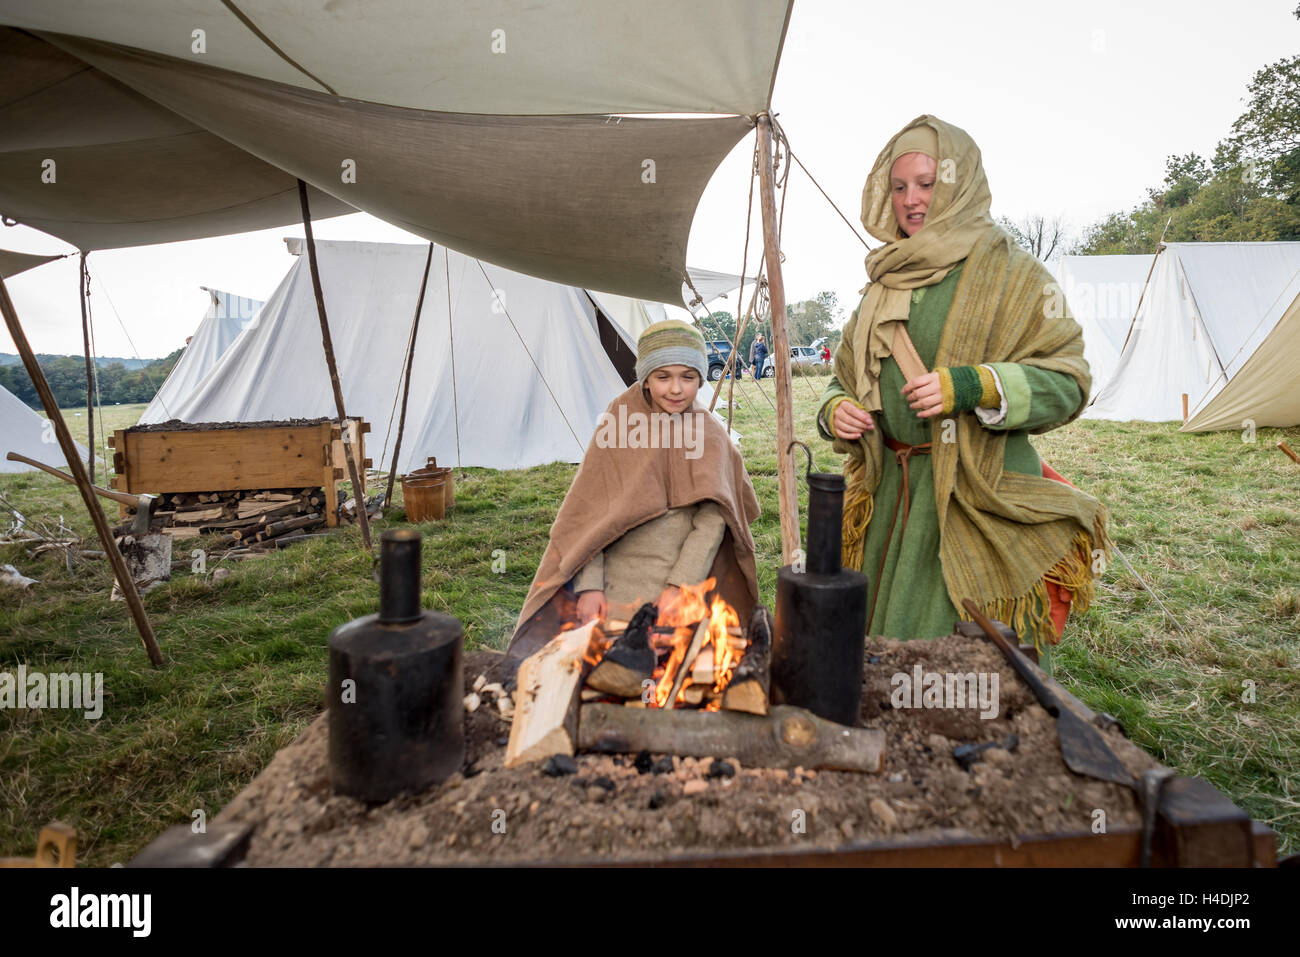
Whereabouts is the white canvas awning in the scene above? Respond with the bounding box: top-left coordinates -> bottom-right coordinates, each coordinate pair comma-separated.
0,2 -> 793,303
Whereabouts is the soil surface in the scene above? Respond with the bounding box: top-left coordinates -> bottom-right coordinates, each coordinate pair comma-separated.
128,417 -> 338,433
217,634 -> 1160,865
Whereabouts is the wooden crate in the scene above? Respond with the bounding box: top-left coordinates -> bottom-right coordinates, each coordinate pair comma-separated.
109,418 -> 370,528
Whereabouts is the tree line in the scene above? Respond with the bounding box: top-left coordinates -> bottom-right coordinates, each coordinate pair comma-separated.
1010,13 -> 1299,259
0,350 -> 181,409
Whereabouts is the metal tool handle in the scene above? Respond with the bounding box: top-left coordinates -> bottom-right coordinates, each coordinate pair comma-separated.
961,598 -> 1061,718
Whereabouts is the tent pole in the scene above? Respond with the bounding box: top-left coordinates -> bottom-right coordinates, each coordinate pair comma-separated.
78,252 -> 95,483
1118,216 -> 1171,356
385,242 -> 434,512
296,179 -> 372,550
757,113 -> 800,565
0,274 -> 164,667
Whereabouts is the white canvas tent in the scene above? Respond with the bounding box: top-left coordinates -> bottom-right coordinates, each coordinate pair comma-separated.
142,239 -> 636,471
1084,242 -> 1300,422
1183,271 -> 1300,432
1056,254 -> 1152,400
0,382 -> 91,473
144,288 -> 263,423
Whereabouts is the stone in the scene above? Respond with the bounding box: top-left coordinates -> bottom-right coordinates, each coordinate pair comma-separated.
869,797 -> 898,831
682,779 -> 709,796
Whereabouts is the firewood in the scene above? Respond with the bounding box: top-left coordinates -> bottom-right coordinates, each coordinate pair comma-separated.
682,685 -> 707,705
172,506 -> 224,524
664,616 -> 709,708
260,513 -> 321,539
721,605 -> 772,716
161,527 -> 201,540
272,533 -> 329,549
578,703 -> 885,772
586,602 -> 657,698
237,500 -> 300,519
505,620 -> 601,768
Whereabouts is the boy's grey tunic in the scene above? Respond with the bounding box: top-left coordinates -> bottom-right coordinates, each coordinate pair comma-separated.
571,502 -> 727,619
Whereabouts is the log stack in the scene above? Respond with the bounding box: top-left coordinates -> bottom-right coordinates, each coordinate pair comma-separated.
115,486 -> 382,556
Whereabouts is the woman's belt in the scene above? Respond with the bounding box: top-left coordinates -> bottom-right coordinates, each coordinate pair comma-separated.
871,434 -> 934,619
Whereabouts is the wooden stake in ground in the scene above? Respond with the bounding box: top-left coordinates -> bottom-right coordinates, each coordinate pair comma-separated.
579,703 -> 885,772
757,114 -> 799,564
0,275 -> 163,667
384,242 -> 435,513
721,605 -> 772,715
1278,441 -> 1300,465
78,253 -> 95,484
505,620 -> 601,767
297,179 -> 371,550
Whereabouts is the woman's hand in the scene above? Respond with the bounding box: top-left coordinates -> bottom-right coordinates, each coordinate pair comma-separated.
576,589 -> 607,623
902,372 -> 944,418
832,400 -> 875,439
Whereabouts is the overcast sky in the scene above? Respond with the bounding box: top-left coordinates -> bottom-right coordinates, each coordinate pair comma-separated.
3,0 -> 1297,358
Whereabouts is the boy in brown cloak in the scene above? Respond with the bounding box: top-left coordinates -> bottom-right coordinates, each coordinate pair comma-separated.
506,320 -> 761,665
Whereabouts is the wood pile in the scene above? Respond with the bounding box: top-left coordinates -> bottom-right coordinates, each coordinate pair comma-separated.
115,486 -> 382,557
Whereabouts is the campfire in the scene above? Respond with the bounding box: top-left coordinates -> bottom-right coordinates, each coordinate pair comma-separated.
577,578 -> 765,713
502,579 -> 889,775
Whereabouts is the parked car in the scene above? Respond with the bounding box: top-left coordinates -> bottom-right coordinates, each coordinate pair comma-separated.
762,345 -> 825,378
705,340 -> 745,381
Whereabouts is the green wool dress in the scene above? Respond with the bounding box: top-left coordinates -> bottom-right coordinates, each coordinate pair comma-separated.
817,259 -> 1084,655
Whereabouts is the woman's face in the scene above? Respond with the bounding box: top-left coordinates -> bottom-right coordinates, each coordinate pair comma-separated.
890,151 -> 938,236
645,365 -> 700,414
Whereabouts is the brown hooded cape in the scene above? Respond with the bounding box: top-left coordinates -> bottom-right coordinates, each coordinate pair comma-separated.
506,383 -> 761,663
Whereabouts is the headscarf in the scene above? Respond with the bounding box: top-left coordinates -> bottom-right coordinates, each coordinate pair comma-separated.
846,114 -> 998,412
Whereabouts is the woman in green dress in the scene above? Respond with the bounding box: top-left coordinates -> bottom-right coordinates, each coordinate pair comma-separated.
817,115 -> 1111,656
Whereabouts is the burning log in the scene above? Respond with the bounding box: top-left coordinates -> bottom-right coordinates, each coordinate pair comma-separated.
720,605 -> 772,715
578,703 -> 885,773
662,616 -> 709,708
504,620 -> 602,768
585,602 -> 657,699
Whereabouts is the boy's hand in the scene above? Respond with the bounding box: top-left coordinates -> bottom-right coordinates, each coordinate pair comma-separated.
657,585 -> 680,612
576,589 -> 607,623
832,400 -> 875,439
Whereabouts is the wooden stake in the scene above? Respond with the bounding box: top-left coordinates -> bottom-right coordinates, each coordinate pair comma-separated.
757,114 -> 799,564
1181,393 -> 1188,422
0,275 -> 163,667
297,180 -> 371,549
1278,441 -> 1300,465
385,242 -> 435,513
78,253 -> 95,483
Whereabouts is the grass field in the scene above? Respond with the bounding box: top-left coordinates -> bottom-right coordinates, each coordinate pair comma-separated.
2,384 -> 1297,864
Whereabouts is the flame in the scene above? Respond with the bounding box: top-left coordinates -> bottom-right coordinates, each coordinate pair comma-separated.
560,576 -> 747,710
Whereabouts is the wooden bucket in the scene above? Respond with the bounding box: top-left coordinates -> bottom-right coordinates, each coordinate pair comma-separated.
400,474 -> 446,522
408,464 -> 454,511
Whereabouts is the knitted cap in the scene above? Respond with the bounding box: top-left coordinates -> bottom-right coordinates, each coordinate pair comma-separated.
636,319 -> 708,384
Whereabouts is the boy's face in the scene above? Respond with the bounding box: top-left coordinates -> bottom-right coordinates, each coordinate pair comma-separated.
644,365 -> 700,414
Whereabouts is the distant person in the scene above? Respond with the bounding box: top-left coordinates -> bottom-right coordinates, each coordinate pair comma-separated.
821,343 -> 831,363
749,333 -> 768,379
816,114 -> 1111,662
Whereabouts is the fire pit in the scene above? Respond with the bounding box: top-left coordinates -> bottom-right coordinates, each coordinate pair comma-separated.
181,631 -> 1275,867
